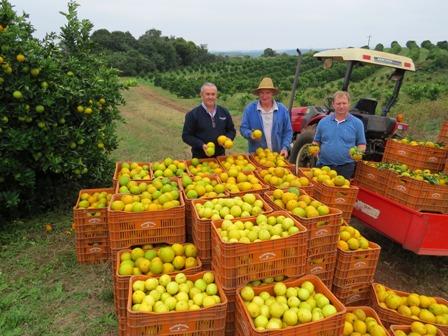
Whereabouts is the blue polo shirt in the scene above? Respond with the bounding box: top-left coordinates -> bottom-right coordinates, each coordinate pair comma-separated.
314,113 -> 366,166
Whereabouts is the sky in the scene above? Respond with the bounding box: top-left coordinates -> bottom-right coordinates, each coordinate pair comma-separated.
9,0 -> 448,52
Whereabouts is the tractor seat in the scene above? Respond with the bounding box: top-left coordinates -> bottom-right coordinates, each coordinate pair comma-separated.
353,98 -> 378,115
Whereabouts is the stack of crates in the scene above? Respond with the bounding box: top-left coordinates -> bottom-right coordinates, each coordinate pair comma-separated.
437,120 -> 448,145
332,223 -> 381,306
262,189 -> 342,287
211,211 -> 308,335
191,194 -> 273,267
73,188 -> 113,264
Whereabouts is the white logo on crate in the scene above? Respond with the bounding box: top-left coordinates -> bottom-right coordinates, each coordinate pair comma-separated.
141,221 -> 157,229
310,266 -> 324,273
430,193 -> 442,199
367,173 -> 376,180
354,261 -> 367,269
88,218 -> 101,224
397,150 -> 407,156
335,197 -> 346,204
428,156 -> 438,162
315,229 -> 329,237
347,294 -> 361,303
169,324 -> 189,332
259,252 -> 276,261
89,247 -> 102,253
395,185 -> 407,192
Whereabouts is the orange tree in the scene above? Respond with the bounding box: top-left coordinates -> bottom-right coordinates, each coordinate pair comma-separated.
0,1 -> 126,219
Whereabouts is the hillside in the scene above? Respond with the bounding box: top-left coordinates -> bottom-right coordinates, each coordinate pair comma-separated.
150,45 -> 448,139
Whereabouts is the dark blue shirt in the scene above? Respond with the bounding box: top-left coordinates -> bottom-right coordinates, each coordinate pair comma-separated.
314,113 -> 366,166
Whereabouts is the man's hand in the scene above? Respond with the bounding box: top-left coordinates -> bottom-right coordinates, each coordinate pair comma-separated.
280,148 -> 288,158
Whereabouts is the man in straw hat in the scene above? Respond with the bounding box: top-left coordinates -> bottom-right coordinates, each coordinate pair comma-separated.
240,77 -> 292,157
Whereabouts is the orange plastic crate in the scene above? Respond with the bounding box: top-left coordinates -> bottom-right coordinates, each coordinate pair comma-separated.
383,139 -> 448,172
390,324 -> 445,336
371,283 -> 448,334
216,154 -> 258,172
253,168 -> 315,196
126,271 -> 227,335
191,194 -> 273,266
107,193 -> 185,251
333,241 -> 381,287
211,211 -> 308,289
385,173 -> 448,213
263,190 -> 342,248
332,283 -> 371,306
223,287 -> 236,336
186,158 -> 223,177
235,274 -> 346,336
182,175 -> 230,241
438,121 -> 448,145
113,248 -> 202,321
354,161 -> 391,195
112,161 -> 152,189
346,306 -> 391,334
73,187 -> 113,239
75,237 -> 110,264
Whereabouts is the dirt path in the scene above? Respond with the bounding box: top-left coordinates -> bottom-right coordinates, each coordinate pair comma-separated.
131,85 -> 192,114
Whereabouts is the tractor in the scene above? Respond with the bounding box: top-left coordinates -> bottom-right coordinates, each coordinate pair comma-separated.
288,48 -> 415,167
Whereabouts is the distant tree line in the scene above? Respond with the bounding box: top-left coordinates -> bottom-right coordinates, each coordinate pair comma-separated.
91,28 -> 221,76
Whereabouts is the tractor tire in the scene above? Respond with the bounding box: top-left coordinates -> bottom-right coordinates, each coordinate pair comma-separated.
289,128 -> 317,169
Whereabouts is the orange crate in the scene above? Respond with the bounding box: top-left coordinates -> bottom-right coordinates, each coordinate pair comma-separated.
186,158 -> 223,177
216,154 -> 258,173
354,161 -> 391,195
247,153 -> 295,170
253,168 -> 315,196
333,241 -> 381,287
444,159 -> 448,174
346,306 -> 391,334
75,237 -> 110,264
235,274 -> 346,336
182,175 -> 230,241
112,161 -> 152,189
438,121 -> 448,145
113,248 -> 202,321
118,317 -> 126,336
191,194 -> 273,266
385,173 -> 448,213
391,324 -> 445,336
211,211 -> 308,289
305,179 -> 359,223
73,188 -> 113,239
107,193 -> 185,251
126,271 -> 227,335
307,245 -> 337,288
383,139 -> 448,172
263,190 -> 342,248
332,283 -> 371,306
371,283 -> 448,334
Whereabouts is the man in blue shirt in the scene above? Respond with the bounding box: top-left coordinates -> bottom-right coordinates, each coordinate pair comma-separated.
240,77 -> 292,157
312,91 -> 366,178
182,83 -> 236,158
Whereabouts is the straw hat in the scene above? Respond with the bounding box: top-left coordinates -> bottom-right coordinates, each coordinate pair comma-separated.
253,77 -> 279,95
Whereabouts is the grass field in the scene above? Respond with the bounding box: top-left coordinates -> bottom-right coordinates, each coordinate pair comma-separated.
1,82 -> 447,336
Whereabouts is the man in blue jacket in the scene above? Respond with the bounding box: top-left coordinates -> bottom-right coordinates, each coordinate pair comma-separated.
182,83 -> 236,158
240,77 -> 293,157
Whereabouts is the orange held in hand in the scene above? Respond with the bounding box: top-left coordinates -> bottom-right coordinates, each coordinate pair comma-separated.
308,145 -> 320,156
349,147 -> 363,161
251,129 -> 262,140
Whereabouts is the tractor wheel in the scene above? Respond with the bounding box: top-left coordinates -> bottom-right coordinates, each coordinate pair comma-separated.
289,128 -> 317,171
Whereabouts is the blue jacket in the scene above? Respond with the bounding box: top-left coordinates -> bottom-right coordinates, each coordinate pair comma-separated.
240,101 -> 293,153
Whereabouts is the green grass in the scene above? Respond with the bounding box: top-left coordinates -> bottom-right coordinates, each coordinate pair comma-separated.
1,82 -> 447,335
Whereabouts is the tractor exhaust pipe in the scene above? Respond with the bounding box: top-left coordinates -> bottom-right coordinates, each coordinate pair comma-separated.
288,48 -> 302,116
